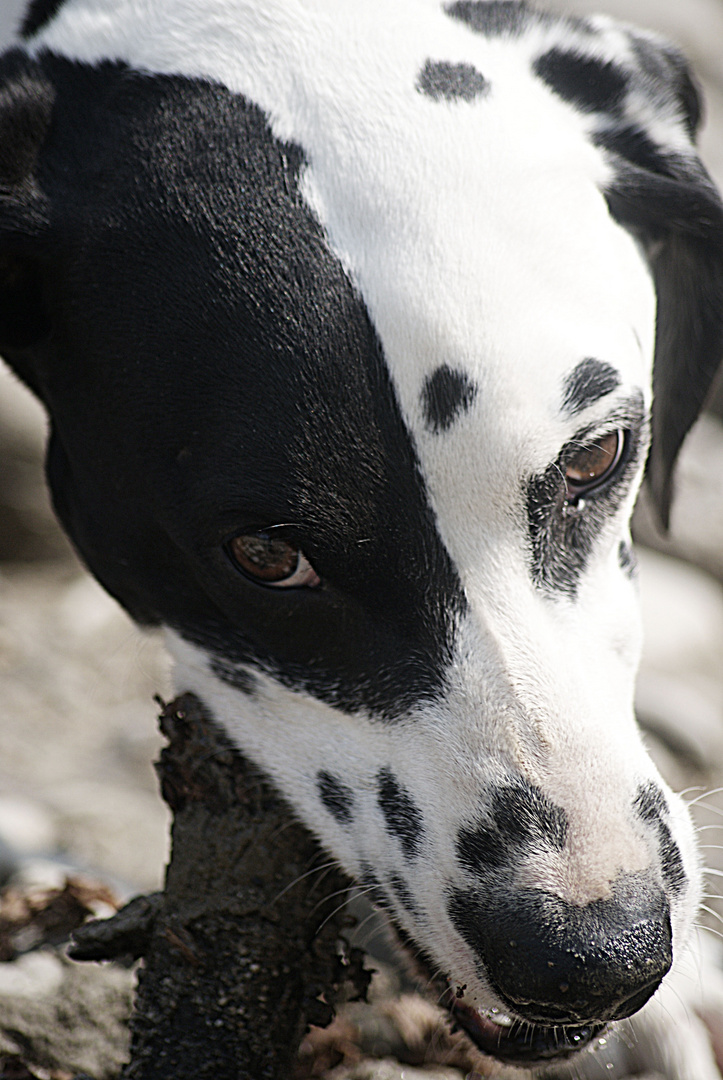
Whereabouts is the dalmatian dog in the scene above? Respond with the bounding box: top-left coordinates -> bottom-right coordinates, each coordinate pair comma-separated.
2,0 -> 723,1074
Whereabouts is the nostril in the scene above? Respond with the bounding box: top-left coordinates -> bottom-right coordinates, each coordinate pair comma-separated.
449,874 -> 672,1025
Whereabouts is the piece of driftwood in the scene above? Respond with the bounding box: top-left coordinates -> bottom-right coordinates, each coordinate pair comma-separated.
73,693 -> 368,1080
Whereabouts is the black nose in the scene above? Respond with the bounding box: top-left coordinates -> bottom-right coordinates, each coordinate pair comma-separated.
449,874 -> 672,1025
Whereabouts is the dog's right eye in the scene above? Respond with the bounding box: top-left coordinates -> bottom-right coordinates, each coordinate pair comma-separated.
226,533 -> 320,588
565,430 -> 624,500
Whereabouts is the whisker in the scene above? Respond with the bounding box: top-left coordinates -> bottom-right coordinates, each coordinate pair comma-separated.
687,801 -> 723,820
270,858 -> 341,904
686,787 -> 723,808
699,904 -> 723,929
679,786 -> 708,800
694,921 -> 723,942
313,883 -> 381,935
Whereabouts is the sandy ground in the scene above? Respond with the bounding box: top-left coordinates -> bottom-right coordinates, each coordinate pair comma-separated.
1,2 -> 723,1078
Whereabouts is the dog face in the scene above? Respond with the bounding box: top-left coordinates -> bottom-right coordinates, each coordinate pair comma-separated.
3,0 -> 723,1067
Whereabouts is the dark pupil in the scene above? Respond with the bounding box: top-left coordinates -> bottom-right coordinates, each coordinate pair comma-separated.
233,535 -> 298,581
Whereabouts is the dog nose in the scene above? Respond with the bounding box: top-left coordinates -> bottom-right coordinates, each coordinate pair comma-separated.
451,874 -> 672,1025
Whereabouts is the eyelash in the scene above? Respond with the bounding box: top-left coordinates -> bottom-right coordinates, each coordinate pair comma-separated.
563,429 -> 626,504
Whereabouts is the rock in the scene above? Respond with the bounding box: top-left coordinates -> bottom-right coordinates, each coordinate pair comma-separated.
335,1063 -> 463,1080
0,950 -> 132,1080
0,795 -> 58,856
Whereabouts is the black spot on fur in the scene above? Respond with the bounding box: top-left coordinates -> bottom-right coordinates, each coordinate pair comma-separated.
389,873 -> 419,916
457,820 -> 505,873
659,838 -> 687,896
445,0 -> 545,37
534,48 -> 628,115
316,771 -> 355,825
210,657 -> 257,695
377,767 -> 424,859
457,779 -> 568,876
417,60 -> 489,103
526,394 -> 646,596
421,365 -> 477,432
635,783 -> 667,822
20,0 -> 67,37
595,125 -> 670,177
628,34 -> 701,137
494,782 -> 568,849
359,866 -> 392,911
561,359 -> 621,417
618,540 -> 637,578
634,784 -> 686,896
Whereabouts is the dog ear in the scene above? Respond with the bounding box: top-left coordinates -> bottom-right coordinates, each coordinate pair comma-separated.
0,49 -> 55,390
597,31 -> 723,528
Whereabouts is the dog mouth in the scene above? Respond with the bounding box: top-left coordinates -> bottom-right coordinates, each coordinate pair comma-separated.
449,998 -> 606,1065
387,920 -> 605,1066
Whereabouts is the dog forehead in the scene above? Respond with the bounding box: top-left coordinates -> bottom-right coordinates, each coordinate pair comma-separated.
30,0 -> 655,449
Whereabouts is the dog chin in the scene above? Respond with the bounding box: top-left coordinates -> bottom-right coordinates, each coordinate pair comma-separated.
387,917 -> 606,1067
449,999 -> 606,1066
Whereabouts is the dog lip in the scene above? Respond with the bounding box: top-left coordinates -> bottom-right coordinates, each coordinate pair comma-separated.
451,999 -> 606,1064
383,913 -> 605,1065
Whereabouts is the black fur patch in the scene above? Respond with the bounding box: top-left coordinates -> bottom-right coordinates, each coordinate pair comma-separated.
316,771 -> 355,825
561,359 -> 621,417
377,767 -> 424,859
421,365 -> 478,432
210,656 -> 257,695
534,48 -> 628,115
445,0 -> 546,37
417,60 -> 489,103
389,873 -> 419,916
457,779 -> 568,876
359,866 -> 392,911
20,0 -> 66,37
0,56 -> 466,723
0,53 -> 55,356
595,125 -> 670,178
618,540 -> 637,578
526,394 -> 646,596
632,34 -> 701,137
634,783 -> 686,895
0,51 -> 55,185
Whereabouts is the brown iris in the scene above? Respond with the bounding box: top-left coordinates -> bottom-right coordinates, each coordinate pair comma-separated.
228,533 -> 320,588
565,431 -> 623,498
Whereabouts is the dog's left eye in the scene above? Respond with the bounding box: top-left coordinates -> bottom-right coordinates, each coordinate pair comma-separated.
565,430 -> 624,499
227,533 -> 321,588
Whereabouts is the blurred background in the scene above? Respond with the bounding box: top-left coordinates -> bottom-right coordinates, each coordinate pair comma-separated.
0,1 -> 722,1070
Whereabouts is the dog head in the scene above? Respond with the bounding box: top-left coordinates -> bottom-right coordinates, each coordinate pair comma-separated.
2,0 -> 723,1066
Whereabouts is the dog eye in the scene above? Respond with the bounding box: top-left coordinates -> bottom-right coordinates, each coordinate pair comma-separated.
565,430 -> 624,499
227,533 -> 320,588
